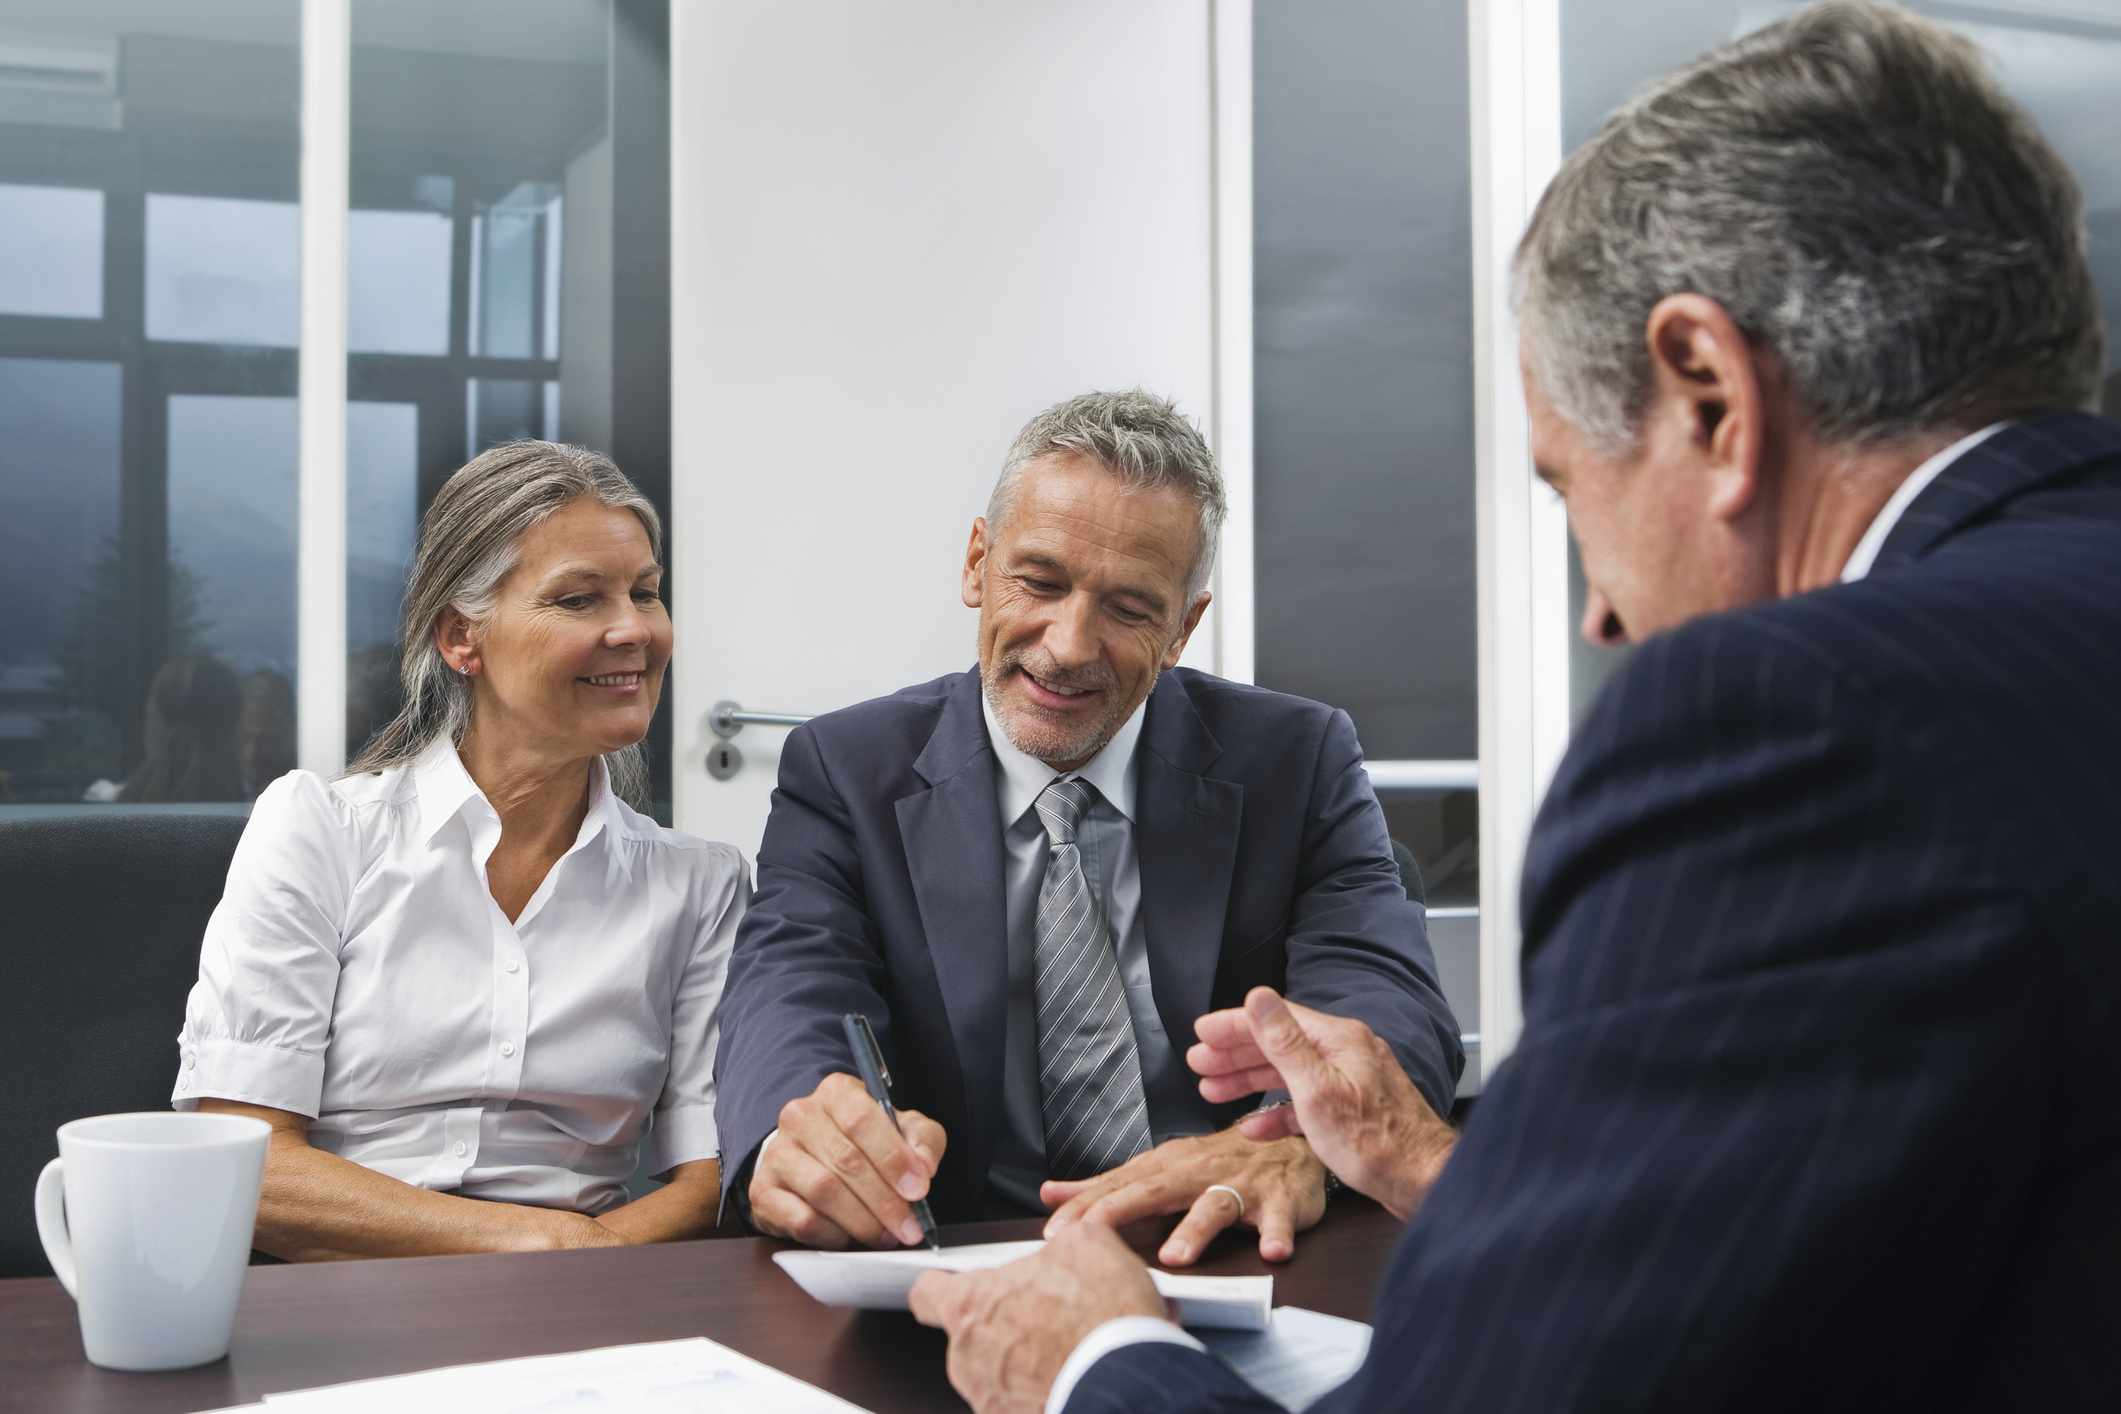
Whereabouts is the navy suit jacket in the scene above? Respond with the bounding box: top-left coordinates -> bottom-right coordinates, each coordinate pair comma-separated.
1071,416 -> 2121,1412
713,666 -> 1465,1218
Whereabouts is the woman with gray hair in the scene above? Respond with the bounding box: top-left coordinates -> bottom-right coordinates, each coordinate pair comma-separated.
173,441 -> 744,1258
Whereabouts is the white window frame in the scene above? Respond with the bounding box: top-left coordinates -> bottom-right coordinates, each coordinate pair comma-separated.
1469,0 -> 1571,1078
297,0 -> 352,776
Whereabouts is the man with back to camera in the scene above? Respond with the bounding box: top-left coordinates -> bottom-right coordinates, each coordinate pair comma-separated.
905,4 -> 2121,1409
711,389 -> 1464,1267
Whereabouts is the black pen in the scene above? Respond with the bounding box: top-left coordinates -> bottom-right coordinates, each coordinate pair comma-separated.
841,1013 -> 941,1250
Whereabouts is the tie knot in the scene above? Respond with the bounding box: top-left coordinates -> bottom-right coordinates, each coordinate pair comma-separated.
1034,776 -> 1096,845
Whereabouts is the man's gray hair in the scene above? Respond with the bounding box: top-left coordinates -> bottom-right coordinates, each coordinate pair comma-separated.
1513,0 -> 2104,453
344,440 -> 661,807
989,389 -> 1227,601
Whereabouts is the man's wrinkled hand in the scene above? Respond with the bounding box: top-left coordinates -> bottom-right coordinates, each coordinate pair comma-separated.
1039,1126 -> 1324,1265
1188,987 -> 1455,1220
909,1223 -> 1169,1414
747,1072 -> 945,1249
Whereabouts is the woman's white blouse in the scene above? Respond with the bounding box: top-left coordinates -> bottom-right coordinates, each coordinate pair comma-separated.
173,739 -> 747,1214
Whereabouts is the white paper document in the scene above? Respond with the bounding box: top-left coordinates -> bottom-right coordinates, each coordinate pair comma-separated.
773,1238 -> 1274,1331
257,1337 -> 870,1413
1200,1305 -> 1372,1411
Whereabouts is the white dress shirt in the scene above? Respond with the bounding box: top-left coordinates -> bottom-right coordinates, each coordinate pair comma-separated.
173,737 -> 746,1214
1840,422 -> 2007,582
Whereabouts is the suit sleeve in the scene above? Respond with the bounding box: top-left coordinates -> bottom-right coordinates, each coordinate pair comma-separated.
1288,617 -> 2051,1410
711,723 -> 891,1215
1279,707 -> 1464,1113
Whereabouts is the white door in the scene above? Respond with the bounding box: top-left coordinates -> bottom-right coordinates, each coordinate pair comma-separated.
670,0 -> 1224,850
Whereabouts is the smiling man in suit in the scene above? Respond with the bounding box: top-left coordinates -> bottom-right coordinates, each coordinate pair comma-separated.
713,389 -> 1463,1265
907,4 -> 2121,1410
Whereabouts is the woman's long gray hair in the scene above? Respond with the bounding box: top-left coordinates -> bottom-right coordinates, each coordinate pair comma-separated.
344,441 -> 663,808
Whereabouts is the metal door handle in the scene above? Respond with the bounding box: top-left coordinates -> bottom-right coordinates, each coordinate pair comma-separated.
709,700 -> 813,738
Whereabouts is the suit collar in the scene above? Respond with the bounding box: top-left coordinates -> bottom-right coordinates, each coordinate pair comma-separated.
1140,669 -> 1222,777
1134,671 -> 1239,1047
1871,411 -> 2121,575
1841,423 -> 2008,583
900,670 -> 1009,1199
912,670 -> 992,786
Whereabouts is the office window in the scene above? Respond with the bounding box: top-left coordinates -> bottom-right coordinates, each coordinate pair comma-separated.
0,2 -> 297,809
350,0 -> 673,813
0,0 -> 672,815
0,359 -> 123,802
1254,0 -> 1476,765
1253,0 -> 1480,1048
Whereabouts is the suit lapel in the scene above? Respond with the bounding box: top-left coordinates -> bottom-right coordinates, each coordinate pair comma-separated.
1134,674 -> 1243,1048
1872,412 -> 2121,574
894,671 -> 1009,1191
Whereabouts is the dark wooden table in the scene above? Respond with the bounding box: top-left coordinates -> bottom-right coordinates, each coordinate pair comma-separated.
0,1203 -> 1403,1413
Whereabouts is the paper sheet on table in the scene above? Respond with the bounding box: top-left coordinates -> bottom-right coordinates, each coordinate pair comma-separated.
257,1337 -> 869,1413
773,1238 -> 1273,1331
1200,1305 -> 1373,1411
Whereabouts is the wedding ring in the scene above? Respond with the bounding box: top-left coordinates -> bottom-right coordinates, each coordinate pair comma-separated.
1204,1183 -> 1245,1219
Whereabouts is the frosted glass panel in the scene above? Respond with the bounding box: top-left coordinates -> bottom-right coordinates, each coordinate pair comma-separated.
167,395 -> 298,675
349,208 -> 453,355
0,185 -> 103,320
146,195 -> 299,348
1253,0 -> 1476,761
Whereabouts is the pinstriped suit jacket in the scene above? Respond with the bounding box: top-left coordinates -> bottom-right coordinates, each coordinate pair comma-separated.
1068,412 -> 2121,1412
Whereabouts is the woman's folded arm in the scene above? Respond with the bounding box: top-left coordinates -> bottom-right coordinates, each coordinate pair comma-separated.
198,1099 -> 632,1260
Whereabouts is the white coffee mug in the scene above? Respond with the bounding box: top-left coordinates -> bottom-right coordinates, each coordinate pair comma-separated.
34,1111 -> 271,1371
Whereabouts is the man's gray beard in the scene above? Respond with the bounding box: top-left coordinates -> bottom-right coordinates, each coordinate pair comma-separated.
979,659 -> 1153,769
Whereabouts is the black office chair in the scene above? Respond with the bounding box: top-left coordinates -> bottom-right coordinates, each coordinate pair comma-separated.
1390,838 -> 1426,906
0,811 -> 247,1277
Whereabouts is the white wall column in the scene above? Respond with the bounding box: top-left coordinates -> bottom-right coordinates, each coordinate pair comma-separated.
297,0 -> 350,775
1470,0 -> 1572,1077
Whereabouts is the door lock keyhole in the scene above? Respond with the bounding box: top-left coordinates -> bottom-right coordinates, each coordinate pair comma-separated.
706,742 -> 743,780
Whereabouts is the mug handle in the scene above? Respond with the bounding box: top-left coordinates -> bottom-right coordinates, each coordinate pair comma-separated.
35,1158 -> 77,1298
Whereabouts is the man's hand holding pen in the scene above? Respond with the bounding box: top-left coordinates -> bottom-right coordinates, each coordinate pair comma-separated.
745,1070 -> 948,1250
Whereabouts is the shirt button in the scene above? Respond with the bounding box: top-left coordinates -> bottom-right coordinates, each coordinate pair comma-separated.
505,960 -> 521,974
183,1054 -> 196,1070
454,1141 -> 468,1157
500,1041 -> 517,1058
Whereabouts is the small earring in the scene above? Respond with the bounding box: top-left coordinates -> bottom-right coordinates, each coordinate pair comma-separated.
457,663 -> 473,676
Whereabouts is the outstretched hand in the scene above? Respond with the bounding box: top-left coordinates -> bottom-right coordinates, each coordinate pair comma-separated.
1187,987 -> 1455,1220
1039,1126 -> 1325,1265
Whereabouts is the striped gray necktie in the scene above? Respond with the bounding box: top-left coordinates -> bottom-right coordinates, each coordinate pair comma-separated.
1032,776 -> 1153,1180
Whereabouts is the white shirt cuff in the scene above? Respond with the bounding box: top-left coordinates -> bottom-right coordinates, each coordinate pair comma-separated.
173,1036 -> 326,1117
1044,1316 -> 1203,1414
